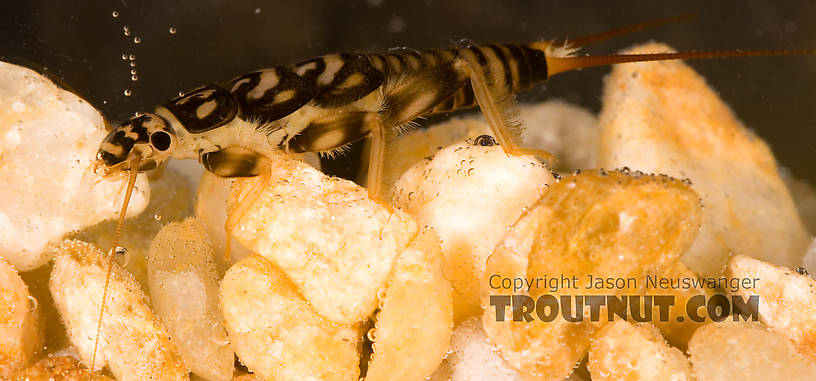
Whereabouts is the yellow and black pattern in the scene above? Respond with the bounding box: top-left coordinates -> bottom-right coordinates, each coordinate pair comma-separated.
366,43 -> 550,125
156,42 -> 550,140
97,41 -> 554,174
287,111 -> 378,153
228,67 -> 315,124
161,84 -> 239,133
293,53 -> 384,107
201,146 -> 270,177
96,113 -> 174,170
427,43 -> 550,115
96,12 -> 816,179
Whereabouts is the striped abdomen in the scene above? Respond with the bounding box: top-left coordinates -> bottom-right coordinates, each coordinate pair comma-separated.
153,41 -> 553,164
369,43 -> 551,126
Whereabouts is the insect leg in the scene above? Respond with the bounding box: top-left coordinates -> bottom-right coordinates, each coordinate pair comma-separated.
286,111 -> 389,198
223,165 -> 272,262
199,146 -> 273,262
457,56 -> 558,167
365,115 -> 386,198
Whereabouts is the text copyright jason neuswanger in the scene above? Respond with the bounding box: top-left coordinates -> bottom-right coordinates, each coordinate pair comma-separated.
487,274 -> 761,323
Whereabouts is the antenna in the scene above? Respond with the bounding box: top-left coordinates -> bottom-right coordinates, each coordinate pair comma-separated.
89,157 -> 140,376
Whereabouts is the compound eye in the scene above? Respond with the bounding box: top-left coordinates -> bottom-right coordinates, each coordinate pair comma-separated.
150,131 -> 172,151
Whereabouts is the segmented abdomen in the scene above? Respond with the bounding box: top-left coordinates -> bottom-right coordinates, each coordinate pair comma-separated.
367,43 -> 550,125
159,42 -> 550,139
429,43 -> 550,114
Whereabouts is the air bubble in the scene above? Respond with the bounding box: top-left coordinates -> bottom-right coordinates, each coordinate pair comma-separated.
387,46 -> 420,54
113,246 -> 130,266
467,168 -> 475,176
131,75 -> 138,81
130,69 -> 137,75
376,289 -> 389,311
124,89 -> 132,96
128,54 -> 135,60
112,11 -> 119,18
121,53 -> 127,60
474,134 -> 497,146
366,328 -> 377,341
27,295 -> 38,312
454,38 -> 475,48
795,267 -> 809,276
133,37 -> 141,44
129,61 -> 136,67
211,323 -> 230,346
169,27 -> 177,34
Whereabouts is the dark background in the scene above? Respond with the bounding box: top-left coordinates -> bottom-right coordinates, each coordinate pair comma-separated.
1,0 -> 815,181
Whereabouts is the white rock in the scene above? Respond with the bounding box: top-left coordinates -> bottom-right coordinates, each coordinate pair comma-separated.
365,229 -> 453,381
689,321 -> 816,381
148,218 -> 234,381
517,101 -> 598,171
229,153 -> 417,324
0,61 -> 149,271
49,240 -> 187,380
220,255 -> 360,381
432,317 -> 523,381
382,101 -> 596,198
0,258 -> 42,377
782,172 -> 816,235
726,254 -> 816,360
597,43 -> 809,276
588,321 -> 692,381
392,140 -> 553,322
